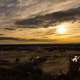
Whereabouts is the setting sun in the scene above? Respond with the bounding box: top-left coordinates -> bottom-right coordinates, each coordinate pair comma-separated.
56,23 -> 67,34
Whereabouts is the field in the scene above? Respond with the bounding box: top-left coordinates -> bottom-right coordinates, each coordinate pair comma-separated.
0,44 -> 80,80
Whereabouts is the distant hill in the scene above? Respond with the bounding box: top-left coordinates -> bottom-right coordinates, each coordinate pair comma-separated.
0,43 -> 80,51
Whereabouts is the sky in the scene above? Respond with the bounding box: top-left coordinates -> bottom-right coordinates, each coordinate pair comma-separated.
0,0 -> 80,44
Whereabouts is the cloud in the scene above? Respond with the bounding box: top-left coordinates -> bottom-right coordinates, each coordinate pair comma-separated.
0,0 -> 80,27
0,0 -> 17,15
15,0 -> 80,19
0,0 -> 18,27
0,37 -> 26,41
0,34 -> 4,36
0,0 -> 80,44
15,7 -> 80,28
4,28 -> 16,31
0,36 -> 57,42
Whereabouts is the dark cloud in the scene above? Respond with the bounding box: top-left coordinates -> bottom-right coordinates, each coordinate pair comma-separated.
4,28 -> 16,31
0,37 -> 26,41
0,37 -> 56,42
0,34 -> 4,36
0,0 -> 80,27
15,7 -> 80,28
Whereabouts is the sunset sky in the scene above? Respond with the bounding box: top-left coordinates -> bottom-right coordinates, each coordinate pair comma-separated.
0,0 -> 80,44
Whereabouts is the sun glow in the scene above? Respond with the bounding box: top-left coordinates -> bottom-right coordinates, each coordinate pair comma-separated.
56,23 -> 67,34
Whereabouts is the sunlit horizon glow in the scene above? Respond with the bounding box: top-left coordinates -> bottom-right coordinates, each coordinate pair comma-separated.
0,21 -> 80,44
0,20 -> 80,44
